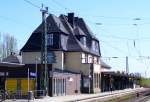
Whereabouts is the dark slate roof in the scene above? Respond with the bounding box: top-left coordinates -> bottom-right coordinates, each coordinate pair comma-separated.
21,13 -> 101,56
2,54 -> 22,64
74,26 -> 86,36
59,15 -> 74,34
20,33 -> 41,52
59,15 -> 89,52
33,14 -> 69,34
74,18 -> 98,41
100,59 -> 111,69
101,71 -> 139,78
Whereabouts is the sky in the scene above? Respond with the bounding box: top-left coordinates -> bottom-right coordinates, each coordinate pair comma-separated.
0,0 -> 150,77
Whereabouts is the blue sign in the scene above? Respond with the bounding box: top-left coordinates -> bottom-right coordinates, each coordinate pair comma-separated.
47,52 -> 56,64
30,72 -> 36,77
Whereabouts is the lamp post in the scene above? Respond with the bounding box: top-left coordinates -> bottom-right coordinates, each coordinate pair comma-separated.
88,63 -> 92,94
27,67 -> 30,101
35,57 -> 41,92
27,68 -> 30,92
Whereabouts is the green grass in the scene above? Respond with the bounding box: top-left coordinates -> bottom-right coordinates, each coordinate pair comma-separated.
105,94 -> 136,102
140,77 -> 150,88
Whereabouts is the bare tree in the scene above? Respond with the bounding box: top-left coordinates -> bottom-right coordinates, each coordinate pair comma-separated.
0,33 -> 2,60
0,33 -> 18,58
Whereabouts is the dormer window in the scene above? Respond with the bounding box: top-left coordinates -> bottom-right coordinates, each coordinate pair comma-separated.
92,40 -> 99,52
80,36 -> 86,47
47,34 -> 53,46
92,40 -> 95,51
95,42 -> 99,52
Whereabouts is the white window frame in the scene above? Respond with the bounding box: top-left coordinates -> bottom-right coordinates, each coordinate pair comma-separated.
95,42 -> 99,52
92,40 -> 95,51
88,54 -> 93,63
80,37 -> 86,47
47,34 -> 53,46
81,53 -> 88,63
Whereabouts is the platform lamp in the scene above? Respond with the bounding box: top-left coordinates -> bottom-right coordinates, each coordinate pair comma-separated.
35,57 -> 41,92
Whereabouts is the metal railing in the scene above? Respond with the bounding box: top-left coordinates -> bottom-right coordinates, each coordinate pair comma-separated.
0,90 -> 46,101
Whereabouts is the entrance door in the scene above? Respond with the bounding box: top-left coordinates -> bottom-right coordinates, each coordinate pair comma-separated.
0,77 -> 5,91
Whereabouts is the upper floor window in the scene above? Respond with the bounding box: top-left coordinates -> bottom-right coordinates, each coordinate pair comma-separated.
80,37 -> 86,47
93,56 -> 99,64
81,53 -> 88,63
92,40 -> 99,52
88,54 -> 93,63
92,40 -> 95,51
95,42 -> 99,52
47,34 -> 53,46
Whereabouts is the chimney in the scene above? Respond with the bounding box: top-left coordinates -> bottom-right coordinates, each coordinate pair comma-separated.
68,13 -> 74,28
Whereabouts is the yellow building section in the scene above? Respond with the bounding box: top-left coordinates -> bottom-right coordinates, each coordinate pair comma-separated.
6,79 -> 17,93
21,79 -> 35,95
6,78 -> 35,95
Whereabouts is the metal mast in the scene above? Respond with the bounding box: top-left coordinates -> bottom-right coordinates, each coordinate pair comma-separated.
126,56 -> 129,73
40,4 -> 48,95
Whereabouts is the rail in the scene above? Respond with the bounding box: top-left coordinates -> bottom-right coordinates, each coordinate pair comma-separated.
70,88 -> 150,102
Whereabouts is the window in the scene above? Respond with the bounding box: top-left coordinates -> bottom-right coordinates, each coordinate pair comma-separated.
47,34 -> 53,46
94,73 -> 97,88
93,56 -> 99,64
92,40 -> 95,51
92,40 -> 99,52
88,54 -> 93,63
81,53 -> 88,63
95,42 -> 99,52
61,35 -> 68,49
80,37 -> 86,47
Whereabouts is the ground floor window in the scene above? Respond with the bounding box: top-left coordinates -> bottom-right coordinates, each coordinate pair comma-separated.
94,73 -> 100,88
52,78 -> 66,96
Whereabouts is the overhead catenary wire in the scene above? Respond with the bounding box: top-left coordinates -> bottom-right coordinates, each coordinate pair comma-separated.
23,0 -> 41,9
22,0 -> 150,57
3,1 -> 149,47
50,0 -> 72,12
1,0 -> 150,76
100,39 -> 128,55
23,0 -> 150,28
2,0 -> 150,58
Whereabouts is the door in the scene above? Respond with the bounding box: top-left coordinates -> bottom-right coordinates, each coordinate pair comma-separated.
0,77 -> 5,91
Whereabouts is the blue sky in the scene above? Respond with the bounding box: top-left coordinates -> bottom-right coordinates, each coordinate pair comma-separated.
1,0 -> 150,77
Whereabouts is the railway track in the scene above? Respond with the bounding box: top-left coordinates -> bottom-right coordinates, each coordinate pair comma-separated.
73,88 -> 150,102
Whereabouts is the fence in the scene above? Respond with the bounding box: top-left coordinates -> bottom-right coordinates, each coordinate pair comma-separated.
0,90 -> 46,101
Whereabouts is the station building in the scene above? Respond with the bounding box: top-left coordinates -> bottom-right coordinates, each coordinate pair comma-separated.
0,13 -> 141,97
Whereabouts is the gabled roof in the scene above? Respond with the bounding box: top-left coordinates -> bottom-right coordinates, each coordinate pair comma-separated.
1,53 -> 24,68
2,53 -> 22,64
21,13 -> 101,56
0,62 -> 24,68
